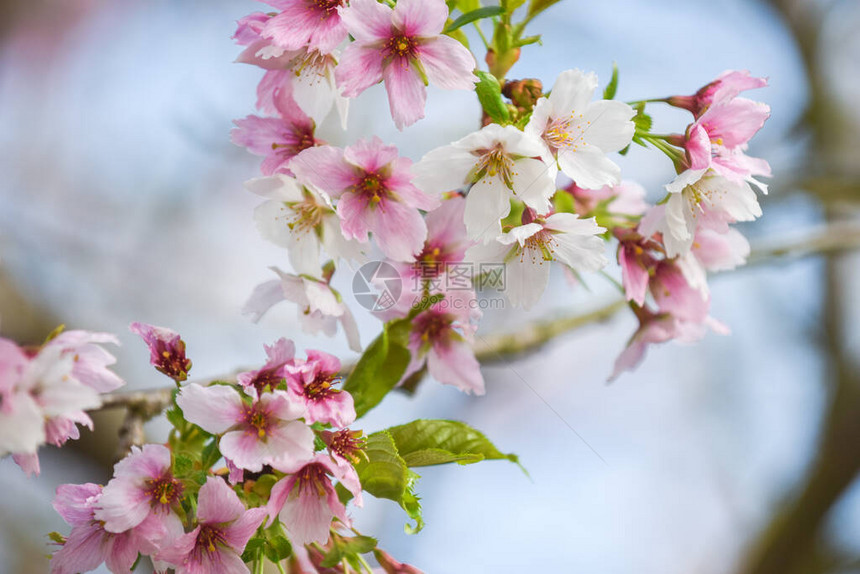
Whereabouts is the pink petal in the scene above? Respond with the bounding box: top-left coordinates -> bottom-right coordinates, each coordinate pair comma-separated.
176,384 -> 243,434
427,338 -> 485,395
343,136 -> 399,173
373,199 -> 428,261
338,0 -> 393,43
50,523 -> 107,574
335,43 -> 385,97
53,483 -> 101,526
305,391 -> 356,428
279,486 -> 336,546
222,507 -> 268,552
243,279 -> 286,323
416,36 -> 476,90
383,59 -> 427,130
289,145 -> 357,197
619,246 -> 649,307
392,0 -> 448,37
197,477 -> 245,525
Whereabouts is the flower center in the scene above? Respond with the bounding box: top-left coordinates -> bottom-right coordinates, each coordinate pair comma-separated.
385,34 -> 416,59
327,429 -> 367,464
414,311 -> 451,345
287,198 -> 324,236
293,463 -> 329,498
521,230 -> 556,263
145,475 -> 183,506
475,145 -> 515,188
248,367 -> 284,396
196,524 -> 227,555
305,372 -> 341,400
358,173 -> 387,205
243,404 -> 272,438
543,112 -> 590,152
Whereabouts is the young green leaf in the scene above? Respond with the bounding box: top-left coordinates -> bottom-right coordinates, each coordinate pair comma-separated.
342,321 -> 411,419
384,419 -> 522,469
444,6 -> 504,33
354,431 -> 425,533
475,71 -> 511,124
603,62 -> 619,100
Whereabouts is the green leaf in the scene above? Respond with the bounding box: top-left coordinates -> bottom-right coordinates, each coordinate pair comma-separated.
240,538 -> 265,563
444,6 -> 504,33
526,0 -> 562,19
173,454 -> 193,477
200,440 -> 221,470
552,189 -> 576,214
263,524 -> 293,562
354,431 -> 424,533
320,535 -> 378,568
384,419 -> 522,469
342,321 -> 411,419
475,71 -> 511,124
603,62 -> 619,100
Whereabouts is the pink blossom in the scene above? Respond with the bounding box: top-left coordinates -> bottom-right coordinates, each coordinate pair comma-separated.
290,138 -> 437,261
385,196 -> 474,314
95,444 -> 185,542
259,0 -> 348,55
616,229 -> 661,307
610,308 -> 727,382
235,12 -> 348,126
285,349 -> 354,428
176,383 -> 314,472
244,266 -> 362,352
51,483 -> 163,574
158,477 -> 267,574
46,330 -> 124,392
129,322 -> 192,383
231,84 -> 319,176
1,334 -> 116,475
236,337 -> 295,397
667,70 -> 768,118
402,289 -> 485,395
336,0 -> 477,129
267,454 -> 362,546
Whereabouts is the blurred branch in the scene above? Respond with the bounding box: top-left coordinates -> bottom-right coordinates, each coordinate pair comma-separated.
91,221 -> 860,433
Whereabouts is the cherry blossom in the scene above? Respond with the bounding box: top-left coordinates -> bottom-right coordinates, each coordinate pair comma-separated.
258,0 -> 348,55
336,0 -> 477,129
51,483 -> 163,574
526,69 -> 635,189
412,124 -> 557,243
176,383 -> 314,472
236,337 -> 295,397
129,322 -> 192,383
402,289 -> 485,395
267,454 -> 362,546
285,349 -> 355,428
95,444 -> 185,542
158,477 -> 267,574
244,266 -> 361,352
232,84 -> 319,176
234,12 -> 348,127
667,70 -> 768,118
290,137 -> 437,261
246,174 -> 365,276
467,212 -> 608,309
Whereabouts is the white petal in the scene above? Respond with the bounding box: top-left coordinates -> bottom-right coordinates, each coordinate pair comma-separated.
245,175 -> 304,201
557,145 -> 621,189
503,255 -> 550,310
411,144 -> 475,194
581,100 -> 636,152
464,178 -> 512,243
548,69 -> 598,115
510,157 -> 556,213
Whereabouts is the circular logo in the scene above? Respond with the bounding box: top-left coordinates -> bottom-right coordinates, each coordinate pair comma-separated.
352,261 -> 402,312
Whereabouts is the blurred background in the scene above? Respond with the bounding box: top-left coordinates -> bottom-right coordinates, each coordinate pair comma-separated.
1,0 -> 859,572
